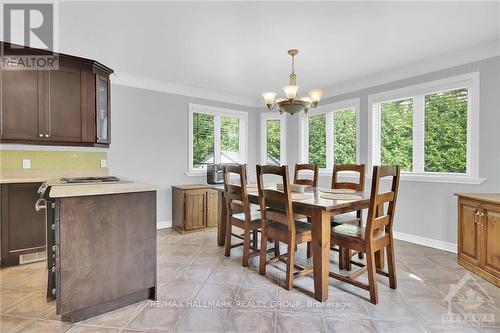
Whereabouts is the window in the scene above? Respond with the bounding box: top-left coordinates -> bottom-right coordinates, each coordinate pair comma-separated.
369,73 -> 480,183
189,104 -> 247,175
380,98 -> 413,171
308,114 -> 327,168
260,113 -> 286,165
300,99 -> 360,170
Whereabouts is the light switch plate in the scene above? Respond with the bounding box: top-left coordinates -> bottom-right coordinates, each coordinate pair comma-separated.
100,159 -> 107,168
23,159 -> 31,169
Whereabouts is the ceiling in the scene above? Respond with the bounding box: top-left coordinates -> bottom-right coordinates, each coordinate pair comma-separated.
58,1 -> 500,103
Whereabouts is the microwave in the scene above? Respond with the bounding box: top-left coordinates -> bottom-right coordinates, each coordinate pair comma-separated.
206,164 -> 224,184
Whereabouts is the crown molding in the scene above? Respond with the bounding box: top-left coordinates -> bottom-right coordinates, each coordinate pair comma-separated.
322,40 -> 500,99
110,72 -> 260,107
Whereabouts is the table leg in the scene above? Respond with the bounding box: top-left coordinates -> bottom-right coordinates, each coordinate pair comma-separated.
311,209 -> 330,301
217,191 -> 227,247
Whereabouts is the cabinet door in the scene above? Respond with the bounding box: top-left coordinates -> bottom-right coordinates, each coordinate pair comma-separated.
1,183 -> 46,266
96,75 -> 110,144
1,70 -> 43,141
458,200 -> 481,266
482,205 -> 500,278
185,191 -> 206,230
206,190 -> 219,227
48,67 -> 82,142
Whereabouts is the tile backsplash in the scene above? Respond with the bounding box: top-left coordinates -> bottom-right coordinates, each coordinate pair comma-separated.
0,150 -> 107,171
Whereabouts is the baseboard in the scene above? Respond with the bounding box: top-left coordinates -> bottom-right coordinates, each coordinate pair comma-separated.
157,220 -> 172,229
393,231 -> 457,253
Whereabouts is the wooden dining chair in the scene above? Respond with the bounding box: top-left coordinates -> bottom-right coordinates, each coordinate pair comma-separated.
223,164 -> 261,267
329,165 -> 400,304
256,165 -> 313,290
332,164 -> 365,261
294,163 -> 319,187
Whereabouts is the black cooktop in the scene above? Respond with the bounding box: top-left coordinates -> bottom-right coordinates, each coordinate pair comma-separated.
59,176 -> 121,184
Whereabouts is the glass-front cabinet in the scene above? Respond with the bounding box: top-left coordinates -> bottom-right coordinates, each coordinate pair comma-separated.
96,74 -> 110,144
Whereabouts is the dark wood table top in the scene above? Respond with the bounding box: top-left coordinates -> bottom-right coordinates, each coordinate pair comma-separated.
212,184 -> 370,212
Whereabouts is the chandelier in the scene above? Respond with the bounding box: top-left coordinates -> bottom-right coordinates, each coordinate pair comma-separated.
262,49 -> 324,115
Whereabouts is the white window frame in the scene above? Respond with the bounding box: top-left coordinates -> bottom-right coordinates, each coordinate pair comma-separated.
299,98 -> 360,175
187,103 -> 248,176
368,72 -> 483,184
260,112 -> 287,165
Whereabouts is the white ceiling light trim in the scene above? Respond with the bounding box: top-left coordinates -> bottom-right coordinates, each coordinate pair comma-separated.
111,72 -> 260,107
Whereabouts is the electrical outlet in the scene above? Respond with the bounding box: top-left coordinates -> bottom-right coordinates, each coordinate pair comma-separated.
23,159 -> 31,169
100,159 -> 107,168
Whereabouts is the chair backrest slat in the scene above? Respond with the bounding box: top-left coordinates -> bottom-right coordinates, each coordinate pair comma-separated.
331,164 -> 365,191
365,165 -> 400,239
294,163 -> 319,188
257,165 -> 295,232
223,164 -> 251,221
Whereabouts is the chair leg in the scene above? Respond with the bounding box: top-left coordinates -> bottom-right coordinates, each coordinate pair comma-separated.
242,227 -> 251,267
224,223 -> 232,257
259,230 -> 268,275
306,242 -> 312,259
285,242 -> 296,290
274,241 -> 280,257
338,246 -> 345,270
386,240 -> 397,289
366,249 -> 379,305
344,248 -> 352,271
357,210 -> 364,260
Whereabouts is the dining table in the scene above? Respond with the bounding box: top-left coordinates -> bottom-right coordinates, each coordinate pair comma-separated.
213,184 -> 384,301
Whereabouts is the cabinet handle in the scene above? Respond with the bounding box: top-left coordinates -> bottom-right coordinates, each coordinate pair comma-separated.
473,210 -> 480,224
39,134 -> 44,138
479,210 -> 486,227
45,134 -> 50,138
35,198 -> 47,211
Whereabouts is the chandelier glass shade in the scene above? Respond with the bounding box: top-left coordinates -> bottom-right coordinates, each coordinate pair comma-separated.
262,49 -> 324,115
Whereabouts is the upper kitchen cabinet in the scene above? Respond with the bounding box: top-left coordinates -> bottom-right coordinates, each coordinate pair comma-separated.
0,42 -> 113,147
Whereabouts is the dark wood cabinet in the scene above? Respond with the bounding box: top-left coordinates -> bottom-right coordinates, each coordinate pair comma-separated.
172,185 -> 219,233
96,74 -> 111,144
0,42 -> 113,147
1,182 -> 46,267
1,70 -> 42,141
457,194 -> 500,287
48,66 -> 83,142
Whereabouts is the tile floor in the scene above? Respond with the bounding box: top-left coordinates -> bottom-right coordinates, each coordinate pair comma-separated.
1,228 -> 499,332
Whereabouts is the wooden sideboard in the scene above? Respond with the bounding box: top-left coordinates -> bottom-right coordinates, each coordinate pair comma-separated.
456,193 -> 500,286
172,185 -> 220,233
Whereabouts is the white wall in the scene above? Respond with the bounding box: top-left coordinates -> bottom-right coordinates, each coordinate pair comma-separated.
283,56 -> 500,249
107,86 -> 259,226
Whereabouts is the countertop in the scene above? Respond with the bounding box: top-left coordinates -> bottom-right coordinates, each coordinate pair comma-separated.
49,181 -> 158,198
455,193 -> 500,205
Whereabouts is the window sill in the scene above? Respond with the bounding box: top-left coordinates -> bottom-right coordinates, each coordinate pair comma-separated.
383,173 -> 486,185
185,171 -> 206,177
318,169 -> 485,184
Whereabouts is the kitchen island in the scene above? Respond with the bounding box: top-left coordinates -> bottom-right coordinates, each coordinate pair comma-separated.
44,180 -> 158,322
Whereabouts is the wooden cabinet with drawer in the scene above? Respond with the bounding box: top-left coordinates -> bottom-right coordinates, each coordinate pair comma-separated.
172,185 -> 219,233
456,193 -> 500,286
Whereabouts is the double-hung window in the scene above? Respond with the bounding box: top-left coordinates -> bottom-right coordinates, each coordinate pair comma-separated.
369,73 -> 481,183
189,104 -> 247,175
260,113 -> 286,165
300,99 -> 360,170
